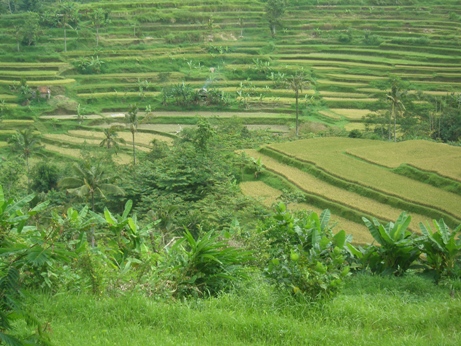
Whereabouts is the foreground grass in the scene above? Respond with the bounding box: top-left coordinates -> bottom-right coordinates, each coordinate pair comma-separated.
25,274 -> 461,345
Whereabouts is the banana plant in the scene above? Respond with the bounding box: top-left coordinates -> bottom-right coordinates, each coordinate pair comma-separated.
102,200 -> 157,268
0,185 -> 57,344
264,205 -> 352,299
419,219 -> 461,281
362,212 -> 421,276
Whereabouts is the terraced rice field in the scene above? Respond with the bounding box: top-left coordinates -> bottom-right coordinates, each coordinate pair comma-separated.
268,138 -> 461,221
44,134 -> 101,146
240,181 -> 373,244
344,123 -> 367,131
329,109 -> 375,120
43,143 -> 85,159
244,149 -> 431,233
43,142 -> 132,164
1,0 -> 461,133
68,130 -> 173,146
345,140 -> 461,182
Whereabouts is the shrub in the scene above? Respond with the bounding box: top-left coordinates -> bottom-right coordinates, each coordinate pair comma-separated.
353,212 -> 421,276
72,56 -> 105,75
162,229 -> 252,298
348,129 -> 362,138
259,203 -> 352,300
30,161 -> 61,193
419,219 -> 461,282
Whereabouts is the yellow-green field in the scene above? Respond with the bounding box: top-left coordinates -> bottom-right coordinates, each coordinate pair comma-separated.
268,138 -> 461,221
345,140 -> 461,181
244,149 -> 431,233
43,143 -> 84,159
329,109 -> 376,120
344,123 -> 367,131
44,134 -> 101,146
239,181 -> 373,244
1,119 -> 34,125
68,130 -> 173,146
43,142 -> 132,164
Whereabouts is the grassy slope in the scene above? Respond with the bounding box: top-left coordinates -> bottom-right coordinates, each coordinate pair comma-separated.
26,274 -> 461,346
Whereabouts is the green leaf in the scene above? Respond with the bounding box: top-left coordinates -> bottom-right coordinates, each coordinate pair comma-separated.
122,200 -> 133,220
346,243 -> 363,258
128,218 -> 136,233
104,208 -> 116,225
419,221 -> 432,237
0,185 -> 4,209
391,212 -> 411,240
363,217 -> 383,245
377,224 -> 393,245
319,209 -> 330,231
333,230 -> 346,249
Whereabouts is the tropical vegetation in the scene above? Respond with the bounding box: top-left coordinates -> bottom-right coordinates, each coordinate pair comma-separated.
0,0 -> 461,344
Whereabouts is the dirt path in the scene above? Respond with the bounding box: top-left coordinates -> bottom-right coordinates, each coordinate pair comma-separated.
39,111 -> 291,120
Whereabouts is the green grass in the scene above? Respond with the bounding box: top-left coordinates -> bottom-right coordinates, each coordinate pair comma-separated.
22,274 -> 461,346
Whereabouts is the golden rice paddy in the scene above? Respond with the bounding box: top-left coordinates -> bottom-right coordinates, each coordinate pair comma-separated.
244,149 -> 432,232
44,134 -> 101,146
344,123 -> 367,131
269,138 -> 461,220
345,140 -> 461,181
330,109 -> 377,120
68,130 -> 173,146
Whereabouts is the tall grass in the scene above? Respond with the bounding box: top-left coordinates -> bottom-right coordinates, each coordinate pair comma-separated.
23,273 -> 461,346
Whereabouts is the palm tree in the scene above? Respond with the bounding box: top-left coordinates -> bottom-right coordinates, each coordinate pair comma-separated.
7,127 -> 44,190
99,126 -> 126,152
125,104 -> 139,165
386,77 -> 407,142
58,161 -> 125,246
56,2 -> 79,52
289,70 -> 310,137
91,8 -> 110,47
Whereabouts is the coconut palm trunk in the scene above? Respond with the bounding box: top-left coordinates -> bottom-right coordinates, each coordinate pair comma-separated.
132,130 -> 136,165
295,89 -> 299,137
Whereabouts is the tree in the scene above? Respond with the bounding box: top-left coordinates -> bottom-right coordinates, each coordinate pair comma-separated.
0,185 -> 53,345
21,12 -> 42,48
56,2 -> 79,52
288,70 -> 311,137
7,127 -> 44,190
0,158 -> 24,196
265,0 -> 287,37
58,160 -> 125,246
90,8 -> 110,47
386,76 -> 408,142
125,104 -> 139,165
30,161 -> 60,193
99,125 -> 126,152
435,93 -> 461,142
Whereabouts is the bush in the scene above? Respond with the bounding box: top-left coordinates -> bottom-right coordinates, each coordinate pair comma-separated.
72,56 -> 105,75
30,161 -> 61,193
419,219 -> 461,282
350,212 -> 421,276
161,229 -> 252,297
348,129 -> 362,138
259,203 -> 352,300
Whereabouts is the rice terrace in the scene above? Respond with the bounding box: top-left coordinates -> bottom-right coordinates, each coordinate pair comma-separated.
1,0 -> 461,345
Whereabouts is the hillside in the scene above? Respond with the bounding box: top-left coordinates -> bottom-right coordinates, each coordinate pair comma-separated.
1,0 -> 461,129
